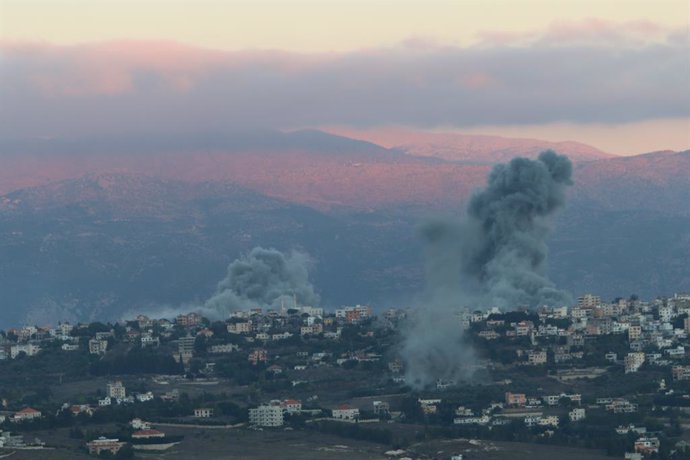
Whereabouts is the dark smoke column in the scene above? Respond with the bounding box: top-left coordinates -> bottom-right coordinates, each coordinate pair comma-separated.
403,151 -> 573,388
203,247 -> 319,317
463,150 -> 573,308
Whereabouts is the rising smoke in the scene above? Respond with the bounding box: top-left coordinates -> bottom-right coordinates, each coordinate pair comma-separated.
402,151 -> 573,388
203,247 -> 319,317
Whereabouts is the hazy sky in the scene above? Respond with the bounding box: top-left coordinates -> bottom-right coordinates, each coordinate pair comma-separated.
1,0 -> 688,154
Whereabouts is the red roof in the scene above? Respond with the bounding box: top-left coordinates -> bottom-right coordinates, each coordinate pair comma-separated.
284,399 -> 300,405
337,404 -> 352,410
132,429 -> 165,438
16,407 -> 40,414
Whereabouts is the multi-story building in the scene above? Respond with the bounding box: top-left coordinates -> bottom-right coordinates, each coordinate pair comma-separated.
249,404 -> 284,427
248,348 -> 268,365
672,365 -> 690,381
624,352 -> 645,373
175,312 -> 202,327
335,305 -> 373,324
107,381 -> 126,400
227,321 -> 252,334
578,294 -> 601,309
88,339 -> 108,355
569,408 -> 586,422
628,325 -> 643,342
527,350 -> 547,365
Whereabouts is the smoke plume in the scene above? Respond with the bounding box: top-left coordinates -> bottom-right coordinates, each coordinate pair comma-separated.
402,151 -> 573,388
203,247 -> 319,317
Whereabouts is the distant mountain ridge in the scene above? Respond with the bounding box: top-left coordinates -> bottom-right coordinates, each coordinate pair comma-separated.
322,127 -> 616,163
0,131 -> 688,327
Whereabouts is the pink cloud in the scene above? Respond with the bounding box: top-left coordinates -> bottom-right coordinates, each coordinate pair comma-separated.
1,40 -> 341,96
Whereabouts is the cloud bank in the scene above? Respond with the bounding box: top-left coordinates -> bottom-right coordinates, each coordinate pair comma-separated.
1,21 -> 687,138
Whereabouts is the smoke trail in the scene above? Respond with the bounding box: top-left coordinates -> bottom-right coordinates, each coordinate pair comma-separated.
402,151 -> 573,388
203,246 -> 319,317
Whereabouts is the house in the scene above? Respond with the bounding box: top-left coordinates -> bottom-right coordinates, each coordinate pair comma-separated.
373,401 -> 390,415
98,397 -> 112,406
196,328 -> 214,338
194,408 -> 213,418
248,348 -> 268,365
140,334 -> 159,347
606,399 -> 638,413
267,365 -> 283,375
300,324 -> 323,336
281,399 -> 302,414
136,392 -> 154,403
69,405 -> 94,416
527,350 -> 547,365
616,425 -> 647,435
418,399 -> 441,414
672,365 -> 690,381
13,407 -> 42,422
569,408 -> 586,422
332,404 -> 359,420
538,415 -> 559,427
515,321 -> 533,336
209,344 -> 239,354
10,343 -> 41,359
634,436 -> 660,454
86,437 -> 126,456
249,403 -> 284,427
335,305 -> 373,324
454,415 -> 490,425
130,418 -> 151,430
624,454 -> 643,460
505,392 -> 527,407
542,393 -> 581,406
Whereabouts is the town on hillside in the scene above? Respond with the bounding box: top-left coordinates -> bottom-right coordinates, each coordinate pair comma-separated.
1,294 -> 690,459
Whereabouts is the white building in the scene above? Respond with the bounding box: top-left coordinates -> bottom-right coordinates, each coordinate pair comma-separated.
569,408 -> 586,422
194,408 -> 213,418
249,404 -> 284,427
227,322 -> 252,334
538,415 -> 559,427
89,339 -> 108,355
10,343 -> 41,359
280,399 -> 302,414
209,344 -> 239,354
107,381 -> 126,400
624,352 -> 645,373
332,404 -> 360,420
136,392 -> 154,402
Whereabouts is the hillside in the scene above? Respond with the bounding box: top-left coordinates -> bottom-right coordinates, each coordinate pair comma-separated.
0,133 -> 688,326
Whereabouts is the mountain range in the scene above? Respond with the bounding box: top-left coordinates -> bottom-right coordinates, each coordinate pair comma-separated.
0,130 -> 688,327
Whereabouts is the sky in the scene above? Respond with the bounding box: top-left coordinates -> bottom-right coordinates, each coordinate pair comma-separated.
1,0 -> 689,154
